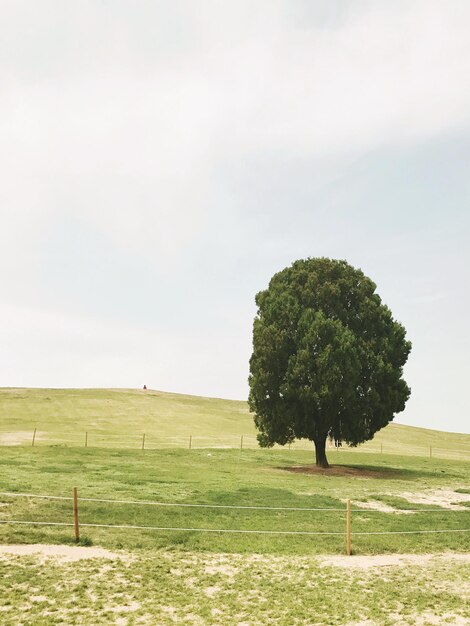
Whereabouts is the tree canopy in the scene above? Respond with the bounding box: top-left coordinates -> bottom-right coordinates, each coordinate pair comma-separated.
248,258 -> 411,467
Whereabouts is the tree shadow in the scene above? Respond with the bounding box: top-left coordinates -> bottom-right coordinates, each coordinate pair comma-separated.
278,463 -> 436,480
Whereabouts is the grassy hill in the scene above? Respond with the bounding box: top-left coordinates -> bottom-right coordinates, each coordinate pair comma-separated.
0,387 -> 468,460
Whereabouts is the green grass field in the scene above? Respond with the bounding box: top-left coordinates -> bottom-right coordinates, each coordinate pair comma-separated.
0,388 -> 469,625
1,446 -> 469,554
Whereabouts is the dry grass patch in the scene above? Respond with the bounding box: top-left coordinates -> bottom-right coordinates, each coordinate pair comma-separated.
0,543 -> 124,562
319,552 -> 470,569
398,489 -> 470,510
0,430 -> 46,445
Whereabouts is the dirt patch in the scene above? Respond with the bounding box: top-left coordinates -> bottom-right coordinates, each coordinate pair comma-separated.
281,465 -> 403,479
0,431 -> 46,446
387,611 -> 469,626
319,553 -> 470,569
399,489 -> 470,510
204,563 -> 239,578
204,586 -> 221,597
0,544 -> 124,562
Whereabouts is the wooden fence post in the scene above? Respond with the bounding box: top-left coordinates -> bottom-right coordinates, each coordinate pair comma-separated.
189,435 -> 192,450
73,487 -> 80,543
32,428 -> 37,447
142,433 -> 146,451
240,435 -> 243,450
85,432 -> 88,448
346,498 -> 351,556
380,443 -> 383,454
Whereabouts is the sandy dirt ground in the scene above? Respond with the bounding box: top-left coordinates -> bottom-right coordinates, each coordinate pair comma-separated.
0,543 -> 122,562
320,552 -> 470,569
346,488 -> 470,513
0,431 -> 45,445
398,489 -> 470,510
1,544 -> 469,570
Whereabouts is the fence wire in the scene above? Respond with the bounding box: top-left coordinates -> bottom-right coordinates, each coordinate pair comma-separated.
0,519 -> 469,536
0,491 -> 469,542
0,491 -> 465,512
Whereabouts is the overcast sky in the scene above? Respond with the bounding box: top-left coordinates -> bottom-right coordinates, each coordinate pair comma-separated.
1,1 -> 469,433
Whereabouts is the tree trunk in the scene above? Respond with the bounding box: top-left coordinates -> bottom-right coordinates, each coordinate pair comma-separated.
314,437 -> 329,468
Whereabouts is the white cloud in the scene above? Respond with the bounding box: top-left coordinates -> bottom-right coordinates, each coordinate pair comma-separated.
2,1 -> 470,262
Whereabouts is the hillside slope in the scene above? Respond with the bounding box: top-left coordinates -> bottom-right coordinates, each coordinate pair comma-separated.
0,387 -> 468,459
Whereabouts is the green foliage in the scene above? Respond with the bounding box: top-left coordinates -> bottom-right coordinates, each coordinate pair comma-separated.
249,258 -> 412,464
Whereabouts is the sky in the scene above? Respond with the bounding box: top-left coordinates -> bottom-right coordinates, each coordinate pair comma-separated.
1,0 -> 469,433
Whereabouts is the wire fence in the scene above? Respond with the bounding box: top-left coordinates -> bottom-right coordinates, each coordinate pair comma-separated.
0,490 -> 469,555
0,428 -> 468,461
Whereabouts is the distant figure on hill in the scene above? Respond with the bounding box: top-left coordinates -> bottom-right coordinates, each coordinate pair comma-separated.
143,385 -> 147,390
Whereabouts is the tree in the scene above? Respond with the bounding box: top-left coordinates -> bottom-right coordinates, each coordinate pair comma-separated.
248,258 -> 411,468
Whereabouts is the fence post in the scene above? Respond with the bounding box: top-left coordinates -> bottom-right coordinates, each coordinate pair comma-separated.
189,435 -> 192,450
142,433 -> 146,451
85,432 -> 88,448
240,435 -> 243,450
31,428 -> 37,447
346,498 -> 351,556
73,487 -> 80,543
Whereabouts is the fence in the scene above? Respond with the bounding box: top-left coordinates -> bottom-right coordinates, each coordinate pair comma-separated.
0,428 -> 469,461
0,490 -> 469,556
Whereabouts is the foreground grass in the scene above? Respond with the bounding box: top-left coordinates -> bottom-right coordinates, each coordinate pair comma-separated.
0,549 -> 469,625
0,447 -> 469,555
0,425 -> 468,625
1,387 -> 469,459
